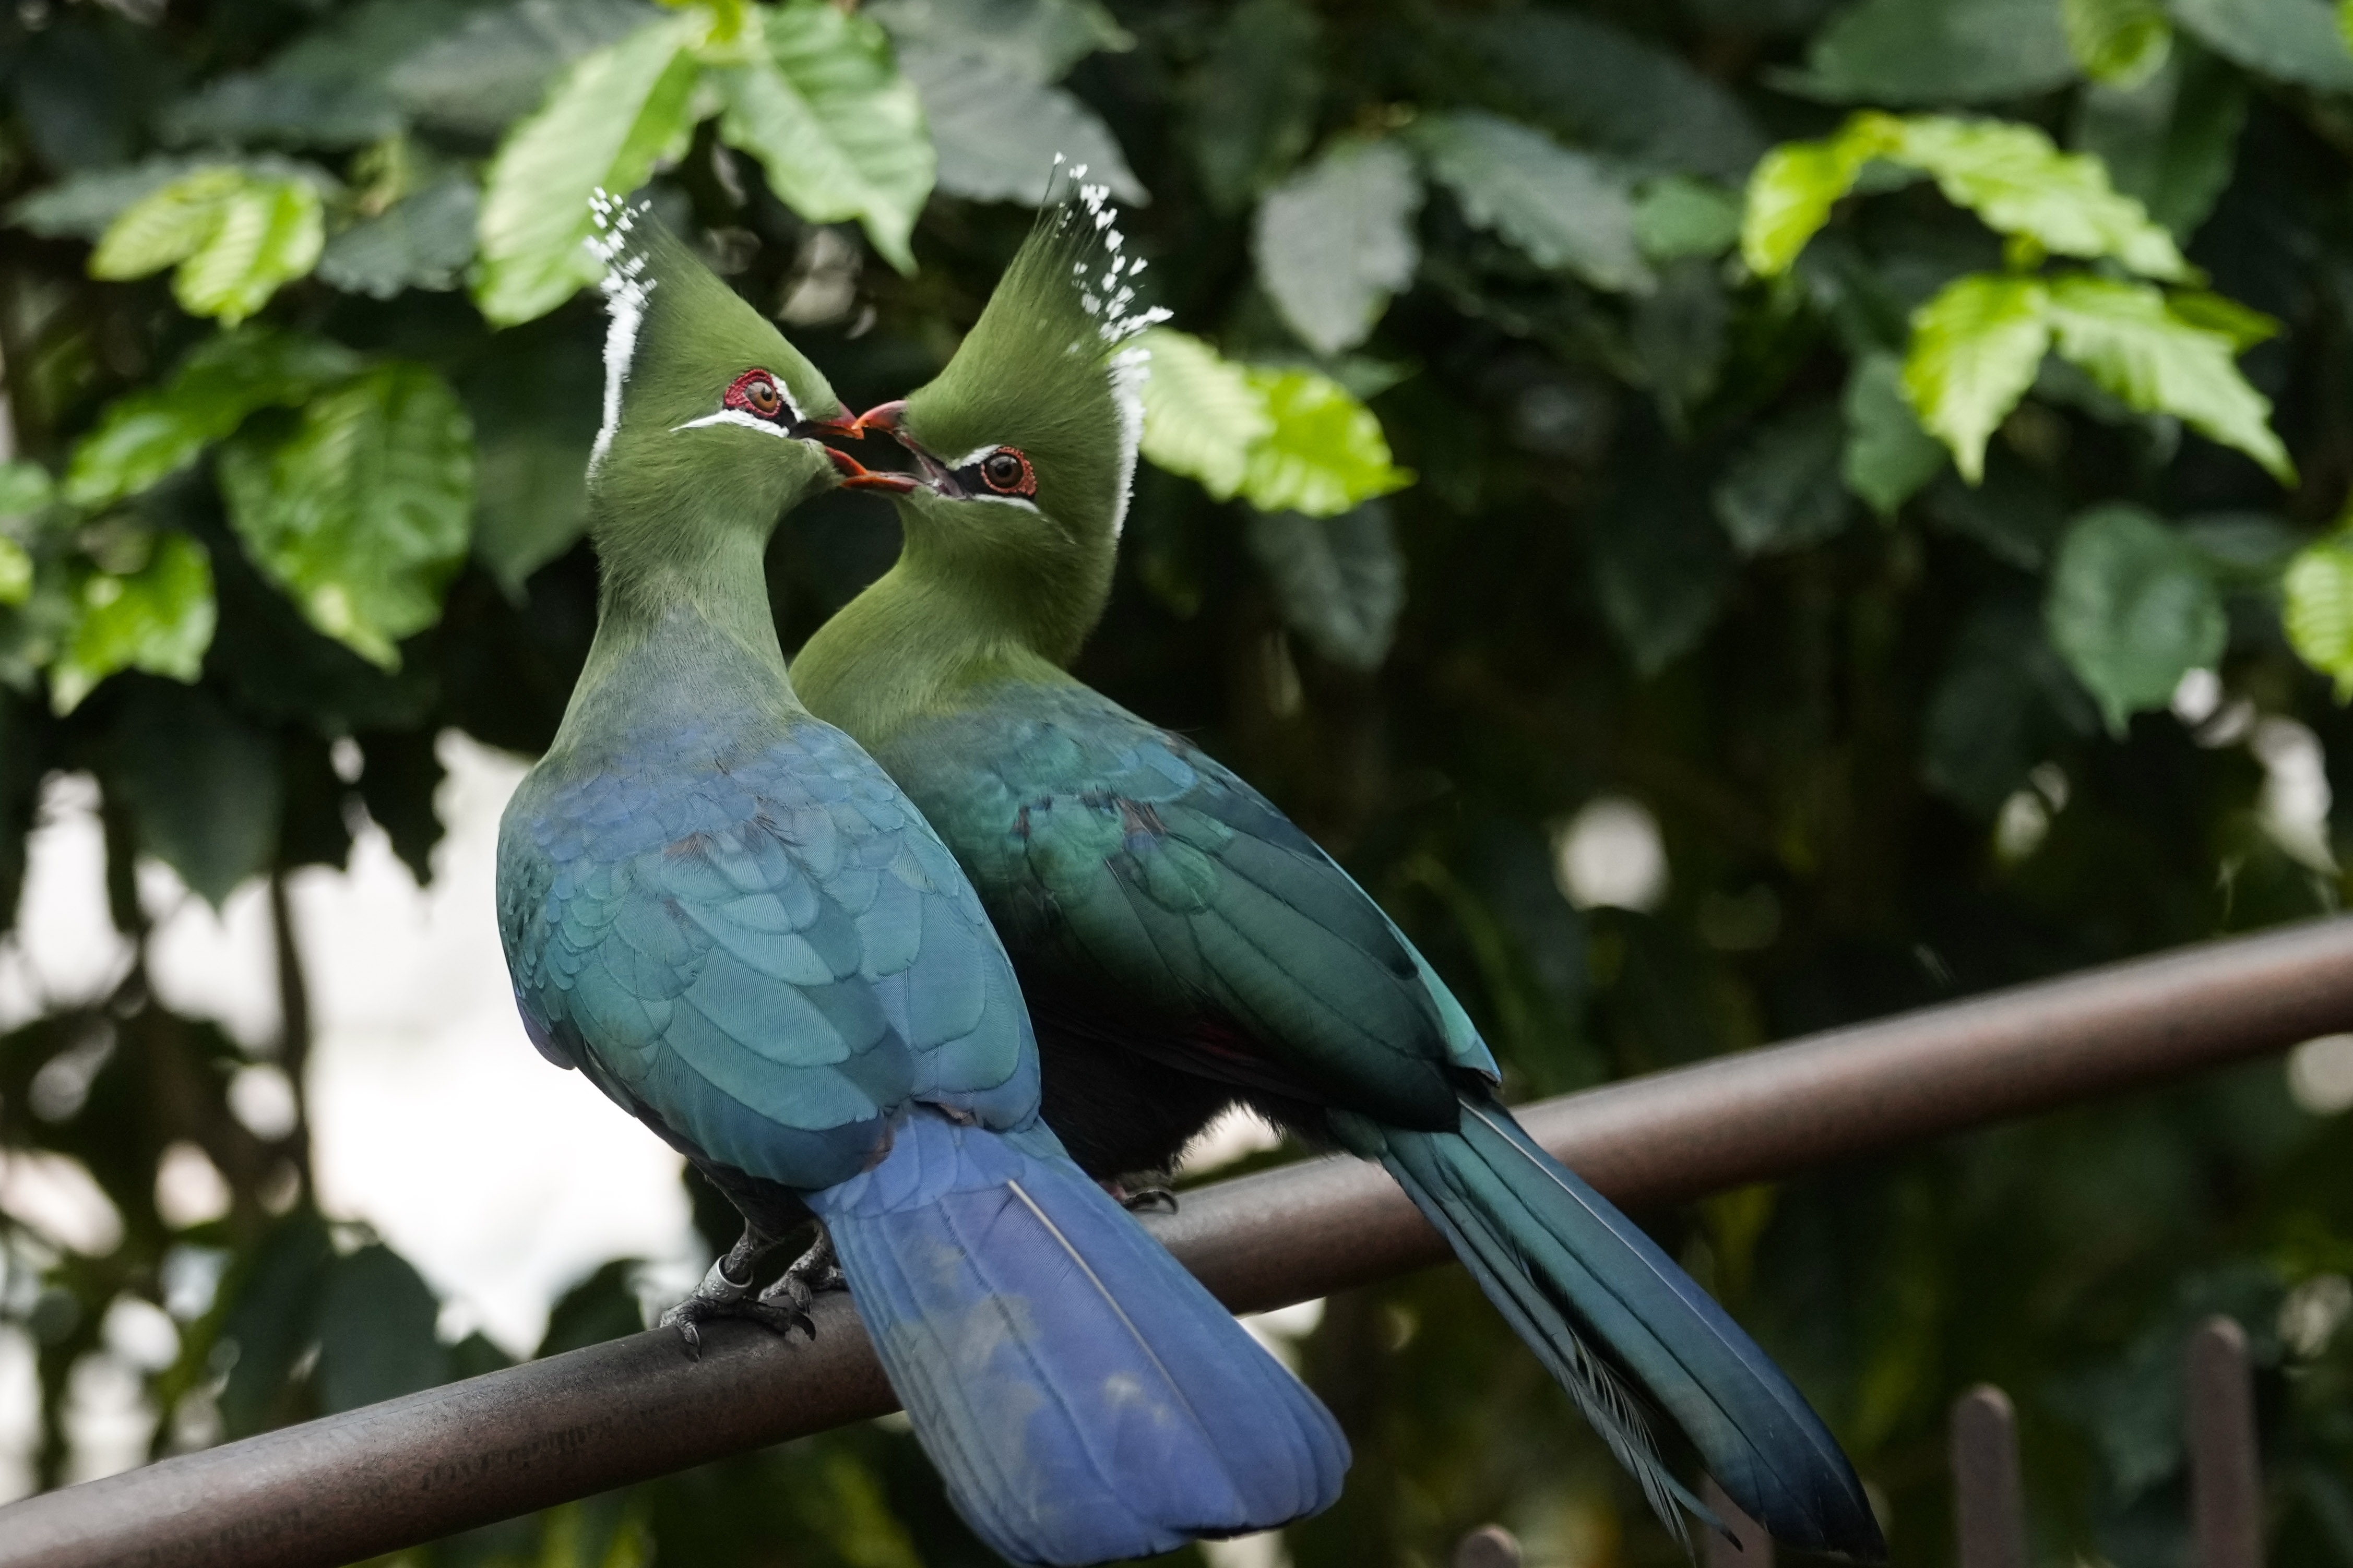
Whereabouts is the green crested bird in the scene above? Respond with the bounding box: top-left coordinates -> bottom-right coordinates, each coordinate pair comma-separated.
792,177 -> 1886,1561
494,193 -> 1346,1568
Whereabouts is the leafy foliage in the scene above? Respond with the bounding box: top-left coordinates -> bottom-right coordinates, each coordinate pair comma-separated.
9,4 -> 2353,1567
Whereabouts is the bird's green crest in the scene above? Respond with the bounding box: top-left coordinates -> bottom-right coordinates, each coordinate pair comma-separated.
583,192 -> 849,544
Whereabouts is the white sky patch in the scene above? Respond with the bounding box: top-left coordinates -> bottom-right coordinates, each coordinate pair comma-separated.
1553,796 -> 1669,913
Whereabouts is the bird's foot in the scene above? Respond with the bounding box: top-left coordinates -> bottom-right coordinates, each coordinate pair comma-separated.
661,1290 -> 815,1357
761,1230 -> 844,1319
661,1226 -> 800,1358
1113,1184 -> 1179,1214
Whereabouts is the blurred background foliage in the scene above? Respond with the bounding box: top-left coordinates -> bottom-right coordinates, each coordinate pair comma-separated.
7,0 -> 2353,1564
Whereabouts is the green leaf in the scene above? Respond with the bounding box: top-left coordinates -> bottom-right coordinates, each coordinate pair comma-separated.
897,45 -> 1142,205
316,1245 -> 448,1414
472,13 -> 699,327
1886,115 -> 2189,281
108,681 -> 282,907
0,541 -> 30,607
2062,0 -> 2172,86
1634,176 -> 1743,262
462,325 -> 600,596
2072,45 -> 2248,240
49,532 -> 217,715
1237,368 -> 1413,518
316,174 -> 478,298
218,1214 -> 335,1439
869,0 -> 1132,85
1844,351 -> 1949,515
1715,402 -> 1852,555
65,328 -> 362,509
714,2 -> 935,273
1590,458 -> 1733,676
2171,0 -> 2353,92
2045,503 -> 2225,734
0,461 -> 56,519
1739,118 -> 1894,277
2285,527 -> 2353,699
218,363 -> 476,668
1791,0 -> 2078,105
9,155 -> 231,240
1244,502 -> 1404,672
389,0 -> 667,139
1252,139 -> 1421,357
1411,111 -> 1648,294
1135,328 -> 1273,501
1183,0 -> 1321,212
1924,594 -> 2097,814
1903,273 -> 2051,484
2042,273 -> 2294,482
91,167 -> 328,326
157,0 -> 478,149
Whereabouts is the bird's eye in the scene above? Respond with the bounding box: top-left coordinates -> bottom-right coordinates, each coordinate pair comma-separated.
724,370 -> 788,421
977,448 -> 1036,496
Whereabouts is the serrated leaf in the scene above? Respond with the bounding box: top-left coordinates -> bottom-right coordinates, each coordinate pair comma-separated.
1252,139 -> 1421,356
218,363 -> 475,668
1239,368 -> 1412,518
2073,47 -> 2248,239
711,3 -> 935,274
2046,503 -> 2225,735
317,174 -> 478,298
65,328 -> 362,509
390,0 -> 666,138
898,44 -> 1142,205
2062,0 -> 2173,86
2171,0 -> 2353,91
1135,328 -> 1273,500
1715,402 -> 1852,555
473,14 -> 699,327
1903,274 -> 2052,484
89,166 -> 244,279
9,155 -> 225,240
1740,119 -> 1895,277
2043,273 -> 2293,482
1411,111 -> 1648,294
49,532 -> 217,715
91,167 -> 327,326
1889,115 -> 2188,281
1843,352 -> 1948,516
1792,0 -> 2079,105
870,0 -> 1131,84
2285,528 -> 2353,699
1245,502 -> 1404,671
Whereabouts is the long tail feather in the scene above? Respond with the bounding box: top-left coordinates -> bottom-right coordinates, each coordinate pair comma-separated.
1345,1094 -> 1883,1561
809,1110 -> 1348,1567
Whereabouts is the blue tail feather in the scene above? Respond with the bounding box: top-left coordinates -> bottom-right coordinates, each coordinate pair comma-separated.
1352,1095 -> 1882,1561
809,1110 -> 1348,1567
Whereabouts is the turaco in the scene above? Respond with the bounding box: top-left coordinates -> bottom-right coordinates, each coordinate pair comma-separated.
791,172 -> 1887,1562
494,192 -> 1347,1568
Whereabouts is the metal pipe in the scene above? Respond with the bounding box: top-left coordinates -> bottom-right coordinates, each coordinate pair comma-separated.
1951,1387 -> 2028,1568
8,916 -> 2353,1568
2188,1316 -> 2265,1568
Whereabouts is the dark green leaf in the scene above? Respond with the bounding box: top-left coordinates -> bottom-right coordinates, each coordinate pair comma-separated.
1411,112 -> 1647,294
1790,0 -> 2078,105
870,0 -> 1131,84
388,0 -> 665,139
464,328 -> 599,597
1244,501 -> 1405,671
1923,451 -> 2070,568
107,681 -> 281,907
218,1212 -> 335,1438
1843,352 -> 1948,516
1633,176 -> 1744,263
899,45 -> 1144,206
316,174 -> 479,298
353,727 -> 447,882
1183,0 -> 1321,212
1715,402 -> 1853,555
1923,594 -> 2097,813
157,0 -> 479,149
1253,138 -> 1421,355
2046,503 -> 2226,734
2170,0 -> 2353,91
1631,258 -> 1730,425
315,1244 -> 448,1413
2061,0 -> 2174,87
538,1259 -> 648,1357
2072,44 -> 2249,239
1590,458 -> 1733,675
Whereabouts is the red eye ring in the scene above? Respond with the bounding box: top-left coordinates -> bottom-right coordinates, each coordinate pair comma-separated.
976,448 -> 1036,497
724,369 -> 788,422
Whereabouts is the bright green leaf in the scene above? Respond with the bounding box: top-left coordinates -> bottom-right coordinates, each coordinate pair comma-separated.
2045,503 -> 2225,735
1252,138 -> 1421,356
1244,501 -> 1404,671
0,542 -> 30,607
2062,0 -> 2173,87
2043,273 -> 2294,482
90,167 -> 327,326
473,14 -> 699,327
1238,368 -> 1412,518
1844,351 -> 1948,516
714,1 -> 934,274
2163,288 -> 2280,350
1903,273 -> 2051,484
65,328 -> 362,509
1739,118 -> 1895,277
1135,328 -> 1273,501
1889,116 -> 2189,281
2285,526 -> 2353,699
49,532 -> 217,715
1411,111 -> 1648,293
217,363 -> 476,667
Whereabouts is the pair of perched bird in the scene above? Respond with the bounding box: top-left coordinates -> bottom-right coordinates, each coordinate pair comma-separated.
494,179 -> 1884,1567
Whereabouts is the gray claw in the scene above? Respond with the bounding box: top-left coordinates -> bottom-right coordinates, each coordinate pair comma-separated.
1121,1186 -> 1179,1214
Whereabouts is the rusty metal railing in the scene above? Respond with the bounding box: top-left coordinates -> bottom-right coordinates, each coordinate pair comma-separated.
8,916 -> 2353,1568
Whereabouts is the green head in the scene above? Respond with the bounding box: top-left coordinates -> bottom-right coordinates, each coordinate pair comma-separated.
581,193 -> 902,581
857,170 -> 1167,665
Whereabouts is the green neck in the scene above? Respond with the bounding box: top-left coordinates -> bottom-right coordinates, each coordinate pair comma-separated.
793,505 -> 1098,744
556,506 -> 800,752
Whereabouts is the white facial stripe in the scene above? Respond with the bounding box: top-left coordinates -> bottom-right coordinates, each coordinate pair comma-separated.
943,444 -> 1000,471
673,409 -> 802,438
965,493 -> 1040,513
1108,343 -> 1148,540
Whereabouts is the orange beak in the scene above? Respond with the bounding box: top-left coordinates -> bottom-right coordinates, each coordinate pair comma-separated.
823,446 -> 917,492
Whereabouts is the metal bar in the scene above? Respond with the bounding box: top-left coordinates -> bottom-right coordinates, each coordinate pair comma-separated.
2188,1316 -> 2265,1568
7,915 -> 2352,1568
1704,1477 -> 1774,1568
1951,1386 -> 2027,1568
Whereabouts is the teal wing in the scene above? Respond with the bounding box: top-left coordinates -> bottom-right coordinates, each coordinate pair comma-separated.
877,681 -> 1495,1129
496,716 -> 1038,1192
